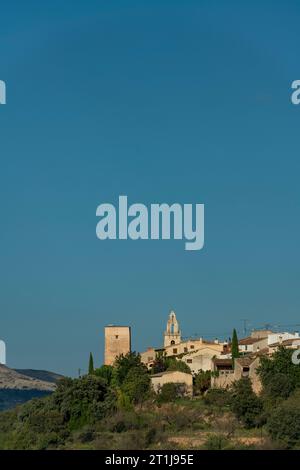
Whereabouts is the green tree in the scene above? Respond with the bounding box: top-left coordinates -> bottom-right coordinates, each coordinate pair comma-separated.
262,372 -> 294,409
94,365 -> 113,385
267,389 -> 300,448
122,367 -> 151,404
257,346 -> 300,394
112,352 -> 151,405
88,352 -> 94,375
230,377 -> 264,428
53,375 -> 114,428
112,352 -> 145,387
167,358 -> 191,374
231,329 -> 240,367
151,350 -> 168,374
151,352 -> 191,375
157,383 -> 182,403
194,370 -> 211,395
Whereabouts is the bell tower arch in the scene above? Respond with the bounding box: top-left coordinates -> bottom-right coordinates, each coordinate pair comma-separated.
164,310 -> 181,347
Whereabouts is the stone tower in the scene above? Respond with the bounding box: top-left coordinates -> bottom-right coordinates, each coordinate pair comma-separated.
104,325 -> 131,366
164,310 -> 181,347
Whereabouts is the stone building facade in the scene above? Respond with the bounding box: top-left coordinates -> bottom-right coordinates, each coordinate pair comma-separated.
151,370 -> 193,396
211,356 -> 262,394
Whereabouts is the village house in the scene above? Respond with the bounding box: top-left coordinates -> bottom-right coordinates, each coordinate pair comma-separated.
238,330 -> 272,354
268,335 -> 300,354
150,370 -> 193,397
211,356 -> 262,394
238,330 -> 300,357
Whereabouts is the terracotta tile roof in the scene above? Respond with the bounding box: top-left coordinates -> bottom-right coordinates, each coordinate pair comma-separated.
236,356 -> 257,366
239,336 -> 264,345
269,338 -> 300,348
253,347 -> 270,356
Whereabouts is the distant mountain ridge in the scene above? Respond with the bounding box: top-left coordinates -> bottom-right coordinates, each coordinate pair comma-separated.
14,369 -> 63,384
0,365 -> 57,391
0,365 -> 63,412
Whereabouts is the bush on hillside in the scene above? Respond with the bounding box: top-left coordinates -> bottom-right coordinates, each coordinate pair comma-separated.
194,370 -> 211,395
156,383 -> 185,403
203,388 -> 231,408
94,365 -> 114,386
111,352 -> 151,405
257,346 -> 300,394
267,389 -> 300,449
230,378 -> 264,428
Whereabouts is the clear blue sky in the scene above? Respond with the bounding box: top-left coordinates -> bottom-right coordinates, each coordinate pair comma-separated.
0,1 -> 299,376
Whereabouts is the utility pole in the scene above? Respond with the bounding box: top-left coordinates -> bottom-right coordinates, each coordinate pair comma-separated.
241,319 -> 250,337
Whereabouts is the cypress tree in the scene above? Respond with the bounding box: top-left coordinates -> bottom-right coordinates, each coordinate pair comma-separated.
231,328 -> 240,368
88,352 -> 94,375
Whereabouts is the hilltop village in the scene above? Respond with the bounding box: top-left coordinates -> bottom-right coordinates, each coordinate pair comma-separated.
1,310 -> 300,450
104,310 -> 300,396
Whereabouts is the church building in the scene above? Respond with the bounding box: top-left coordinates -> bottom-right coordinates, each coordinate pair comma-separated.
140,310 -> 227,375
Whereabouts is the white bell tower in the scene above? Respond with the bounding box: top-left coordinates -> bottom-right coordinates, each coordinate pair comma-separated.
164,310 -> 181,347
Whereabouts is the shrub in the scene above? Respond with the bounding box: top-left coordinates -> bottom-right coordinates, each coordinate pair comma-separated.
202,433 -> 232,450
166,359 -> 191,374
262,372 -> 294,409
257,346 -> 300,393
267,389 -> 300,448
230,378 -> 264,428
94,365 -> 113,385
194,370 -> 211,395
121,367 -> 151,404
104,411 -> 141,433
156,383 -> 185,403
203,388 -> 231,408
52,375 -> 113,428
112,352 -> 145,387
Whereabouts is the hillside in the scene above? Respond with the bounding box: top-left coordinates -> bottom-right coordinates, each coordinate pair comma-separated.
14,369 -> 63,384
0,365 -> 57,391
0,349 -> 300,450
0,365 -> 57,412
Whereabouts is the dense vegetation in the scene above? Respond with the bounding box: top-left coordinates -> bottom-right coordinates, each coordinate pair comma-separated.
0,347 -> 300,450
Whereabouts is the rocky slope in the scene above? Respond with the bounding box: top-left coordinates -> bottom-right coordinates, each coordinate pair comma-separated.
0,365 -> 59,411
0,365 -> 56,391
14,369 -> 63,385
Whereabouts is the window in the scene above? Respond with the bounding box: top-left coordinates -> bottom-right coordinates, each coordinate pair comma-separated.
170,340 -> 175,345
173,348 -> 177,354
184,347 -> 188,353
187,359 -> 192,364
115,335 -> 119,339
190,345 -> 194,349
